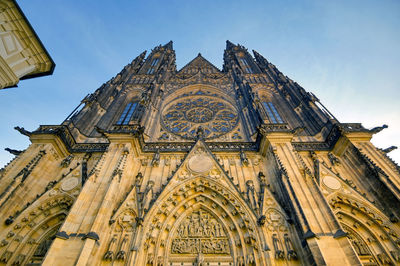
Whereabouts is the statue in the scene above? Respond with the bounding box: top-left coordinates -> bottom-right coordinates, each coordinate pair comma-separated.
196,126 -> 205,140
328,152 -> 340,166
142,181 -> 155,212
240,149 -> 248,166
246,180 -> 258,211
151,149 -> 160,166
60,154 -> 74,168
135,172 -> 143,187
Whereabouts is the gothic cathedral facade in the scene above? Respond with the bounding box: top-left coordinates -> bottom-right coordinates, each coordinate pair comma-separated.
0,41 -> 399,265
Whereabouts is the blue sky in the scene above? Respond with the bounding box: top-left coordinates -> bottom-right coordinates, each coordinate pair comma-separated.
0,0 -> 399,166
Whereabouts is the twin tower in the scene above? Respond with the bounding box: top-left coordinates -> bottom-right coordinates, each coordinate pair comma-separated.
0,41 -> 399,265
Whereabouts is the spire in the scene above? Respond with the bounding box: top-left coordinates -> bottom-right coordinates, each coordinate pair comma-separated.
226,40 -> 235,50
164,40 -> 173,50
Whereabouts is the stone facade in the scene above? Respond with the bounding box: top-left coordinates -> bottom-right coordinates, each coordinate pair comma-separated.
0,0 -> 54,89
0,41 -> 399,265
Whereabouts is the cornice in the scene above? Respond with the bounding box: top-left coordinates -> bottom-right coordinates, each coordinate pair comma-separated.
31,123 -> 368,154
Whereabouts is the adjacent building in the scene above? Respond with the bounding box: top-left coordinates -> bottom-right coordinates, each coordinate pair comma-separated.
0,0 -> 54,89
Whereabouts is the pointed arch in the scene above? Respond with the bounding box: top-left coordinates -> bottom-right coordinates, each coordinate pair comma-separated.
134,176 -> 268,265
328,192 -> 400,264
0,193 -> 74,265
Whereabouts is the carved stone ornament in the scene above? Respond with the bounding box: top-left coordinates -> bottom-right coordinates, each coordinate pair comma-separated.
161,92 -> 239,140
322,176 -> 341,190
188,155 -> 213,174
61,177 -> 79,192
171,209 -> 230,255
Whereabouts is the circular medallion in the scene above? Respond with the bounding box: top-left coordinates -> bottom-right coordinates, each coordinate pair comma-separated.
322,176 -> 341,190
61,177 -> 79,192
161,93 -> 238,140
188,155 -> 213,173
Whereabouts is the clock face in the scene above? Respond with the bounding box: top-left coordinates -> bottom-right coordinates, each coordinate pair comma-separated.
161,95 -> 238,140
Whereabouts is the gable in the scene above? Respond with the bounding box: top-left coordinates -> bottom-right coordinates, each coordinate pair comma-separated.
177,54 -> 221,76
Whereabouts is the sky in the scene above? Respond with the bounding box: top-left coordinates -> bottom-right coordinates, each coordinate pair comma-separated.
0,0 -> 399,167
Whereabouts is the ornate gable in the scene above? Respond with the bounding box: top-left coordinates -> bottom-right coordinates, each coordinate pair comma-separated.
177,54 -> 222,76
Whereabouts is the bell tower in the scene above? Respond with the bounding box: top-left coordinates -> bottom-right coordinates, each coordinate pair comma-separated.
1,41 -> 399,266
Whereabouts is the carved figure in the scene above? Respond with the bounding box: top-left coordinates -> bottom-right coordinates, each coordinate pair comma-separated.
0,251 -> 12,263
383,146 -> 397,153
157,256 -> 164,266
12,254 -> 25,265
258,171 -> 266,185
171,210 -> 229,255
4,148 -> 22,156
60,154 -> 74,168
34,237 -> 54,257
240,149 -> 248,166
328,152 -> 340,166
151,149 -> 160,166
142,181 -> 154,212
14,126 -> 31,136
135,172 -> 143,186
370,124 -> 388,134
246,180 -> 258,211
377,253 -> 391,264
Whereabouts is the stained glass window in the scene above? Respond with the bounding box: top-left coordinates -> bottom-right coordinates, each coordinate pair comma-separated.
147,58 -> 159,74
262,102 -> 283,123
240,58 -> 253,73
117,102 -> 138,125
162,95 -> 238,140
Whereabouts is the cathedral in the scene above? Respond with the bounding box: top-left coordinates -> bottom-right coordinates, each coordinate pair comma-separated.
0,41 -> 399,266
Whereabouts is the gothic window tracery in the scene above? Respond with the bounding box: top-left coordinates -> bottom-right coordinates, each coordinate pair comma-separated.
262,102 -> 283,123
147,57 -> 160,74
239,58 -> 253,74
117,102 -> 138,125
161,92 -> 238,140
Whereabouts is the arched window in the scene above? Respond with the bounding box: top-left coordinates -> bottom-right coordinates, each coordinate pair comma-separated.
117,102 -> 138,125
240,58 -> 253,74
262,102 -> 283,123
147,57 -> 160,74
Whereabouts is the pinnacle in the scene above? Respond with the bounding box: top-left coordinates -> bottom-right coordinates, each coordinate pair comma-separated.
226,40 -> 235,49
164,40 -> 173,50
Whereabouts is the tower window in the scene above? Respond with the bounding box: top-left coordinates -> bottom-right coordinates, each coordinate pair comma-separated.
147,58 -> 159,74
151,58 -> 159,66
117,102 -> 138,125
240,58 -> 253,73
262,102 -> 283,123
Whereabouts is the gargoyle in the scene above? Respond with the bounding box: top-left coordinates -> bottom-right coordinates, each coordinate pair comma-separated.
14,126 -> 31,136
5,148 -> 22,156
370,124 -> 388,134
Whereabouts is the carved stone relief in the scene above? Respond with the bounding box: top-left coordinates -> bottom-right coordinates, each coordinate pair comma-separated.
171,209 -> 230,255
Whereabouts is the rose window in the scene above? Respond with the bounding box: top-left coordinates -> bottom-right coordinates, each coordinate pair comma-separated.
162,95 -> 238,139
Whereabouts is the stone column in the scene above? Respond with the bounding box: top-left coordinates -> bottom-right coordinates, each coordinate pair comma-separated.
263,132 -> 361,265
